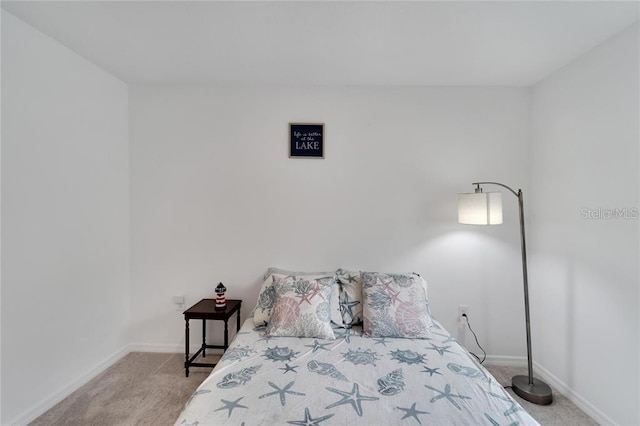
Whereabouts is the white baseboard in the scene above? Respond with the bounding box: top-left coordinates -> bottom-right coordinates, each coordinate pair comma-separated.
128,342 -> 224,355
8,346 -> 129,426
484,355 -> 527,366
533,362 -> 616,426
482,356 -> 614,425
127,342 -> 186,353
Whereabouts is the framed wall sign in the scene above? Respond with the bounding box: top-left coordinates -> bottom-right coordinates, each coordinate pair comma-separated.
289,123 -> 324,158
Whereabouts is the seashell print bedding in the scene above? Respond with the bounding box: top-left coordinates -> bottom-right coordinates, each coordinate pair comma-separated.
175,317 -> 539,425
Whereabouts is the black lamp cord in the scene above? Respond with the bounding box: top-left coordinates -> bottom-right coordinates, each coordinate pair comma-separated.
462,313 -> 486,364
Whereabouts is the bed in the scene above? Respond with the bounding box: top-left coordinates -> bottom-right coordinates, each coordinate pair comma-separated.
175,268 -> 539,426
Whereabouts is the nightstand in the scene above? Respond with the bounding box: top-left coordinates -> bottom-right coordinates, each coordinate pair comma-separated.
183,299 -> 242,377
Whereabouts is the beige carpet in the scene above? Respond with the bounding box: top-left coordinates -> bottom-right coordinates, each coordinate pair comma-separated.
30,352 -> 598,425
30,352 -> 216,426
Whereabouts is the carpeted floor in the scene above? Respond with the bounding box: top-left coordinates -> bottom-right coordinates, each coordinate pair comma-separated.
30,352 -> 217,426
486,365 -> 598,426
30,352 -> 598,425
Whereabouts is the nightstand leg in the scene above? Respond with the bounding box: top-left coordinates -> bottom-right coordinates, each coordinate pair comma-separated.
185,318 -> 190,377
202,319 -> 206,358
237,309 -> 241,332
224,319 -> 229,349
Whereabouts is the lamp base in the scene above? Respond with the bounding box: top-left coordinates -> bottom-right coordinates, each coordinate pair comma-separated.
511,375 -> 553,405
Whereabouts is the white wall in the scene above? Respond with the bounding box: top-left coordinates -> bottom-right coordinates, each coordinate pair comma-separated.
129,85 -> 532,359
5,9 -> 634,426
1,12 -> 130,425
530,24 -> 639,426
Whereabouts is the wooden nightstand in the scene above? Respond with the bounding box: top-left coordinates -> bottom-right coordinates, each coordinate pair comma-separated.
183,299 -> 242,377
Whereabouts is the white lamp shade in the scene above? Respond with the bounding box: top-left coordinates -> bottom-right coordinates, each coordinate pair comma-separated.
458,192 -> 503,225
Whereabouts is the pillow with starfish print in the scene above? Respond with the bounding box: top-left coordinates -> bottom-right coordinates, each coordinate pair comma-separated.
253,268 -> 343,328
265,275 -> 337,339
361,272 -> 433,338
335,268 -> 364,327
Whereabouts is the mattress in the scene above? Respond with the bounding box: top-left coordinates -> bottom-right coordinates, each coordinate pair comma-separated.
175,317 -> 539,425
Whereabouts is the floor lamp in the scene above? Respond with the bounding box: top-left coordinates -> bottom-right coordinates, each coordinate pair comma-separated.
458,181 -> 553,406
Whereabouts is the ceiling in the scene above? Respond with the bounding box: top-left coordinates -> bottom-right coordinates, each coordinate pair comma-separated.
2,1 -> 638,86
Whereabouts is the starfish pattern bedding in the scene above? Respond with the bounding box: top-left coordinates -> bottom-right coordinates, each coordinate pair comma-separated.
175,317 -> 539,426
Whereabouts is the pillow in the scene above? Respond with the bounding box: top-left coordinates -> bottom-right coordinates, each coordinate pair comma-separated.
361,272 -> 433,338
265,275 -> 336,339
253,268 -> 343,328
336,268 -> 363,326
253,273 -> 286,327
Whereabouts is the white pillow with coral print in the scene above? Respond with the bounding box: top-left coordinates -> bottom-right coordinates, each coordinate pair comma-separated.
361,272 -> 433,339
265,275 -> 336,339
253,268 -> 342,328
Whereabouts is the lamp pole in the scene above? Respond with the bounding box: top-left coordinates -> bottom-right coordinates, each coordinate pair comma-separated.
471,182 -> 552,405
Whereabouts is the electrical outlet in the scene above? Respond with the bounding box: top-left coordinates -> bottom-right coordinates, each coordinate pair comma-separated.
457,304 -> 468,345
458,305 -> 469,323
173,295 -> 185,311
